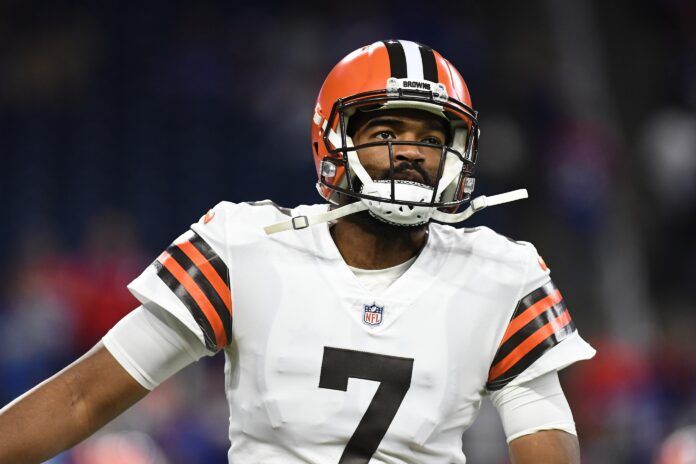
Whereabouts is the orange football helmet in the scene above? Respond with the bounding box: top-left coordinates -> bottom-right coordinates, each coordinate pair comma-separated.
311,40 -> 479,218
265,41 -> 527,235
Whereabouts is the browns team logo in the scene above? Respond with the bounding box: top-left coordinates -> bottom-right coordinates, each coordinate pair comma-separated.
363,303 -> 384,326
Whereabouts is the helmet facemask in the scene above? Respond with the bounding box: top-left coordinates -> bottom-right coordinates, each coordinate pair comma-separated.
317,83 -> 479,226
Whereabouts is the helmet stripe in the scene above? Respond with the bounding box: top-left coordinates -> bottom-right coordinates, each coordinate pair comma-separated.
399,40 -> 424,80
419,45 -> 438,83
382,40 -> 407,78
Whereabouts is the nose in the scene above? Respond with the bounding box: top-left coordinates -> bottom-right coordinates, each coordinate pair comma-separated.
392,142 -> 426,164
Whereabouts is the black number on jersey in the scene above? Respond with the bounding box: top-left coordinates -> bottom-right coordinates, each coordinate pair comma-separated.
319,347 -> 414,463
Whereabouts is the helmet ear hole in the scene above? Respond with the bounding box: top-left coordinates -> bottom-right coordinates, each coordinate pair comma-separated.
313,142 -> 319,157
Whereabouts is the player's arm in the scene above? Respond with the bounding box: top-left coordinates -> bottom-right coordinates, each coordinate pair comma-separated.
508,429 -> 580,464
490,371 -> 581,464
486,244 -> 595,463
0,204 -> 231,463
0,342 -> 149,464
0,301 -> 208,463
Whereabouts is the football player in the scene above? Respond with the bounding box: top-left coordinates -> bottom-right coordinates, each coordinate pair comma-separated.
0,40 -> 595,463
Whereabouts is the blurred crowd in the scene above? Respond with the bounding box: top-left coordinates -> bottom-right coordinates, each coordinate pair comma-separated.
1,0 -> 695,463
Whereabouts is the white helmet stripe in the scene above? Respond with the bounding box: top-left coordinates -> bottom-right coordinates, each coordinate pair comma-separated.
399,40 -> 424,81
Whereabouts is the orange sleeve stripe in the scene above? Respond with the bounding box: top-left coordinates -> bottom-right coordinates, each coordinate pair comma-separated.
176,240 -> 232,314
499,289 -> 563,345
159,251 -> 228,348
489,310 -> 572,380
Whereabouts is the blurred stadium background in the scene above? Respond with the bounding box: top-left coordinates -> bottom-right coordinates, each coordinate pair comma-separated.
1,0 -> 694,463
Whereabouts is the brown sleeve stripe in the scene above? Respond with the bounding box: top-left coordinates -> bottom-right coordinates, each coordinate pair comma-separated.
176,240 -> 231,313
153,232 -> 232,351
498,288 -> 563,346
489,310 -> 573,379
164,243 -> 232,341
188,233 -> 229,284
492,297 -> 567,366
155,251 -> 227,350
486,281 -> 576,390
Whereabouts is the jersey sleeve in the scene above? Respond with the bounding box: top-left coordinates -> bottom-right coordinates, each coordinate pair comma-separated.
486,243 -> 595,391
102,305 -> 207,390
127,202 -> 233,354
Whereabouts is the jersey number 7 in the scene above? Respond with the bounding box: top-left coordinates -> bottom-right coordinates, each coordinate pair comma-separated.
319,347 -> 415,463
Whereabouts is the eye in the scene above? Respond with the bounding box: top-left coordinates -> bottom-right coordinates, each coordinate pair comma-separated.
422,136 -> 443,145
375,130 -> 395,140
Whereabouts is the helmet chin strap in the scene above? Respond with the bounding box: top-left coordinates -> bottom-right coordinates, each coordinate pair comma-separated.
263,188 -> 528,235
431,188 -> 528,223
263,201 -> 368,234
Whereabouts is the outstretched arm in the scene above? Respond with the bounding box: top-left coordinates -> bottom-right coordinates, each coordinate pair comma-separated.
0,342 -> 149,464
509,429 -> 580,464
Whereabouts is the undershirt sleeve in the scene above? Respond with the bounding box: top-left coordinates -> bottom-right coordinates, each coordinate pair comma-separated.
489,370 -> 577,443
102,305 -> 207,390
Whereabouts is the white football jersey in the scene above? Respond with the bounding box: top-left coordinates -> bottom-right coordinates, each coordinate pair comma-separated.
127,201 -> 595,464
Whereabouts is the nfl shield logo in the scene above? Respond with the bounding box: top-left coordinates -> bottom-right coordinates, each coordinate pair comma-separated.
363,303 -> 384,326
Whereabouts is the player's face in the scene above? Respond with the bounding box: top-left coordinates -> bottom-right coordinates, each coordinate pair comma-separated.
349,108 -> 448,188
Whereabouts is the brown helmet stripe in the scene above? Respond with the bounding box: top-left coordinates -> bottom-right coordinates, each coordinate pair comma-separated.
419,44 -> 438,83
382,40 -> 407,78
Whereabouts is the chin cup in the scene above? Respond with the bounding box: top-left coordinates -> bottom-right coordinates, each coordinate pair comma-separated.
360,180 -> 437,226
